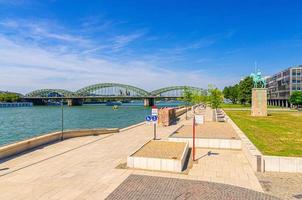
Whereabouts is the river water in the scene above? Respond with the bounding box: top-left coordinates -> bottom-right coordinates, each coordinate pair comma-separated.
0,102 -> 182,146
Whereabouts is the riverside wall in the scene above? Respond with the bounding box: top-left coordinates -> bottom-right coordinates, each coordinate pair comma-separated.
0,128 -> 118,160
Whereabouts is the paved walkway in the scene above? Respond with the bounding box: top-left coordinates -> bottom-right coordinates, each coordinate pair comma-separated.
189,148 -> 262,191
257,172 -> 302,200
106,175 -> 279,200
0,108 -> 266,199
0,121 -> 182,200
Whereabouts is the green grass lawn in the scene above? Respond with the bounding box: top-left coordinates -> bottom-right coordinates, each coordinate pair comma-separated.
221,103 -> 251,108
221,103 -> 282,109
225,110 -> 302,157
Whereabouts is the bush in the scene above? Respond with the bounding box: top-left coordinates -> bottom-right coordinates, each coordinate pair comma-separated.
0,93 -> 21,102
289,91 -> 302,107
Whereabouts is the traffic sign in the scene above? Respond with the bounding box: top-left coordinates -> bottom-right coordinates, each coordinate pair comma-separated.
145,116 -> 152,122
151,115 -> 158,122
151,106 -> 158,116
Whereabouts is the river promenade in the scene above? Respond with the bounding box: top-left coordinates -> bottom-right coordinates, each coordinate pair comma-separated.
0,108 -> 272,199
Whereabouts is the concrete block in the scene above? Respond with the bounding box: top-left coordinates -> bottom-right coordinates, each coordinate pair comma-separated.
264,156 -> 280,172
279,157 -> 296,172
219,140 -> 231,149
296,158 -> 302,173
209,139 -> 220,148
134,157 -> 147,169
199,139 -> 209,148
166,160 -> 175,171
127,140 -> 189,172
230,140 -> 242,149
173,160 -> 181,172
127,157 -> 134,168
147,158 -> 161,170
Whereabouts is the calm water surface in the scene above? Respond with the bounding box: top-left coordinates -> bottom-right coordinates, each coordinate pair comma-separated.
0,102 -> 182,146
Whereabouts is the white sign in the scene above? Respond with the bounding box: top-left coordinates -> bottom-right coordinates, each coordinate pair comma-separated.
195,115 -> 204,124
151,107 -> 158,116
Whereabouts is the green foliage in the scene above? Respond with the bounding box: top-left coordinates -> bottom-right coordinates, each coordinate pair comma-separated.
223,76 -> 253,105
180,87 -> 194,105
0,93 -> 21,102
191,91 -> 208,105
238,77 -> 253,104
223,84 -> 239,104
180,87 -> 208,105
208,86 -> 224,109
289,91 -> 302,106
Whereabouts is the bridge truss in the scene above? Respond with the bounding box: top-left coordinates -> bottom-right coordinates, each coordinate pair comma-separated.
24,84 -> 206,98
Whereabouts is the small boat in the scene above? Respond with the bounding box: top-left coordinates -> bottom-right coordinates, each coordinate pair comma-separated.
47,100 -> 62,106
106,101 -> 122,106
112,105 -> 119,110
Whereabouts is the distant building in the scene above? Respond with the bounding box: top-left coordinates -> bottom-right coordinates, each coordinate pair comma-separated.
266,65 -> 302,107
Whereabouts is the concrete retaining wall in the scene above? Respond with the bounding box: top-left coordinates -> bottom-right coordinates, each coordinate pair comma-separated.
168,137 -> 242,150
119,122 -> 145,132
0,128 -> 118,160
263,155 -> 302,173
223,109 -> 302,173
175,107 -> 191,117
127,141 -> 189,172
224,112 -> 264,172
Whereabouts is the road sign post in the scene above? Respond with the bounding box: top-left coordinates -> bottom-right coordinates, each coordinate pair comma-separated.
151,106 -> 158,140
192,115 -> 196,161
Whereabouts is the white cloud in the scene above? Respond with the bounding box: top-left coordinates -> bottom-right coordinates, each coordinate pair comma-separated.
0,18 -> 233,94
111,31 -> 146,51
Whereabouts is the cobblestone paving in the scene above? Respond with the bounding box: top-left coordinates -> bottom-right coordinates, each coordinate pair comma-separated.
257,172 -> 302,200
106,175 -> 280,200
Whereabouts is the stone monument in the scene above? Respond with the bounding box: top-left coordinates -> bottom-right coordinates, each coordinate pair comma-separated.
250,70 -> 267,116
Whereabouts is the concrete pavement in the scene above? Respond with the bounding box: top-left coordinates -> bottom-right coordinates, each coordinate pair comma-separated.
0,109 -> 265,199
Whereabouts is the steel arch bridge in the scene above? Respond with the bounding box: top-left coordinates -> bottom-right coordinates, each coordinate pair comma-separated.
75,83 -> 150,97
25,89 -> 75,98
24,83 -> 206,98
150,86 -> 207,97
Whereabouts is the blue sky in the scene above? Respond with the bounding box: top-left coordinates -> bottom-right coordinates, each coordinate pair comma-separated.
0,0 -> 302,93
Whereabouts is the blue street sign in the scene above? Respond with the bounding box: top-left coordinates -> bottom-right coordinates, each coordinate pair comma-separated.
151,115 -> 158,121
145,116 -> 152,121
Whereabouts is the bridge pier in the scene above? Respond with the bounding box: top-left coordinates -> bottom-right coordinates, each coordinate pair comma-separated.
30,99 -> 47,106
67,99 -> 83,106
144,98 -> 155,107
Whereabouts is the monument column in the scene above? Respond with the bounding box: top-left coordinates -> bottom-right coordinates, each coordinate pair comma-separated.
251,88 -> 268,116
250,70 -> 267,117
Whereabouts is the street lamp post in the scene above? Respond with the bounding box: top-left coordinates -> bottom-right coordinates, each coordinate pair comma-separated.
185,103 -> 188,120
61,99 -> 64,141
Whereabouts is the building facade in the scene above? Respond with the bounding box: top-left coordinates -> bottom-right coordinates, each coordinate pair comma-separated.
266,65 -> 302,107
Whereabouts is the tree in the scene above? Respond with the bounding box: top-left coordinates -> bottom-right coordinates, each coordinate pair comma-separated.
223,87 -> 230,100
0,93 -> 21,102
191,91 -> 208,105
238,77 -> 253,104
229,84 -> 239,104
223,85 -> 239,104
208,87 -> 224,109
180,87 -> 194,106
289,91 -> 302,108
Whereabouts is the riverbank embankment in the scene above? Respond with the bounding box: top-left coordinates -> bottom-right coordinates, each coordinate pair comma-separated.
0,128 -> 118,160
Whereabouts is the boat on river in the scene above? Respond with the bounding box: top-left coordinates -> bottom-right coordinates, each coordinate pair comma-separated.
106,101 -> 122,106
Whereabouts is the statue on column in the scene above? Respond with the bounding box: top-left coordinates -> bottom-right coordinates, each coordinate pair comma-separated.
250,70 -> 266,88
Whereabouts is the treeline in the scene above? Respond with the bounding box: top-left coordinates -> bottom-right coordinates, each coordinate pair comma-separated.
0,93 -> 21,102
223,76 -> 253,104
181,86 -> 224,109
